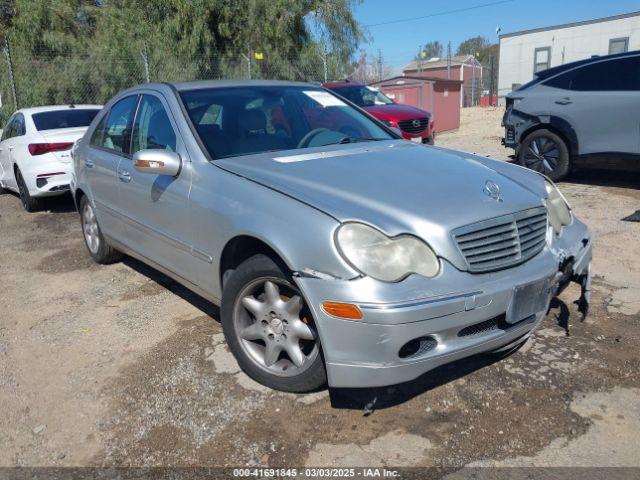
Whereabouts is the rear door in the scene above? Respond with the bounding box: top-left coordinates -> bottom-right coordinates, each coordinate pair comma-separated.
85,95 -> 139,242
115,92 -> 195,280
543,55 -> 640,155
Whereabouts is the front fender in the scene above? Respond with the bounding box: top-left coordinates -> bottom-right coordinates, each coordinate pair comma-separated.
190,164 -> 359,299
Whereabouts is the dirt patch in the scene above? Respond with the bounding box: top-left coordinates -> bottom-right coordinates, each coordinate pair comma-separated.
37,245 -> 99,273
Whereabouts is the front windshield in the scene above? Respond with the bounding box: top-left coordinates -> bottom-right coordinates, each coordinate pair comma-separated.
180,86 -> 393,159
331,85 -> 394,107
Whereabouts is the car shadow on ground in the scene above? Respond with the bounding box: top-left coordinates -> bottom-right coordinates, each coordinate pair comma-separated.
566,168 -> 640,190
42,193 -> 77,213
328,350 -> 510,411
122,256 -> 221,321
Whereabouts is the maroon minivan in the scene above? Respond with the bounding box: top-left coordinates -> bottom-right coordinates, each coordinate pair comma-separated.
324,81 -> 435,144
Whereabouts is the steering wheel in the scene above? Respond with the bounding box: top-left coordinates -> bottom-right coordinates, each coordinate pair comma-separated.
296,128 -> 333,149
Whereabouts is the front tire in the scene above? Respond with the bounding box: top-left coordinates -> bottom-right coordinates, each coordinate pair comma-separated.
518,129 -> 570,181
221,254 -> 327,392
15,168 -> 40,212
79,196 -> 123,264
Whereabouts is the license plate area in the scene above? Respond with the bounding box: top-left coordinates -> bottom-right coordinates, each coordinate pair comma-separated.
410,136 -> 422,143
507,277 -> 552,324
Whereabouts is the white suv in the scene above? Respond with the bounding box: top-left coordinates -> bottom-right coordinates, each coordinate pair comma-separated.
503,51 -> 640,181
0,105 -> 102,211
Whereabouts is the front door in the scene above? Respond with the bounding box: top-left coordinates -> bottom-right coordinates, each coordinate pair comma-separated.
85,95 -> 140,241
115,92 -> 195,282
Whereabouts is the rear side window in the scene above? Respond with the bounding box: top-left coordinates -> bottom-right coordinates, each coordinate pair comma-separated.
131,95 -> 177,153
32,109 -> 100,131
1,115 -> 16,140
92,96 -> 138,153
544,56 -> 640,91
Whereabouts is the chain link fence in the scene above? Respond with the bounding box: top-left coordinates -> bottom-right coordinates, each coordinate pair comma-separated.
0,41 -> 340,125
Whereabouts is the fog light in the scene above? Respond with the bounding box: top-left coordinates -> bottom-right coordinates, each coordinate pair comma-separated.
398,336 -> 437,359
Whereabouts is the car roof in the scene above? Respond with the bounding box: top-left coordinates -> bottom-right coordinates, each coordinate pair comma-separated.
170,79 -> 318,92
18,104 -> 103,115
535,49 -> 640,80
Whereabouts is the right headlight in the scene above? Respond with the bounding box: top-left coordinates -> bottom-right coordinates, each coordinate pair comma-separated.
335,223 -> 440,282
545,180 -> 572,235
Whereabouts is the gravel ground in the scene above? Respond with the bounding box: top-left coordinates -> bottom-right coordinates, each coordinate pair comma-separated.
1,107 -> 639,470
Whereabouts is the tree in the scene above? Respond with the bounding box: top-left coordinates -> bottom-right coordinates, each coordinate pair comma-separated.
0,0 -> 365,122
416,41 -> 443,60
457,36 -> 491,60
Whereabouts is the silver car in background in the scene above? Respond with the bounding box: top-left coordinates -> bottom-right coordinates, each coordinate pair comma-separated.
71,81 -> 592,392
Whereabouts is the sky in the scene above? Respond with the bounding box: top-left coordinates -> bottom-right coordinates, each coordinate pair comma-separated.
354,0 -> 640,72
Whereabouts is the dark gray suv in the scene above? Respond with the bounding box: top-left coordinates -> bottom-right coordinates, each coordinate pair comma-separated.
502,51 -> 640,181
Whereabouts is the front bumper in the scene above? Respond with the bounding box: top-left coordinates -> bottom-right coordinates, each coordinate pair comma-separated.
295,219 -> 592,388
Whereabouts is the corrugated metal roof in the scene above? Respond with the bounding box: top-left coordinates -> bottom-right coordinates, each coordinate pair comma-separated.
369,75 -> 463,86
403,55 -> 480,72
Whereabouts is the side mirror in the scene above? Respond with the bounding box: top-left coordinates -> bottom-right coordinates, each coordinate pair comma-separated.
133,149 -> 181,177
389,127 -> 402,137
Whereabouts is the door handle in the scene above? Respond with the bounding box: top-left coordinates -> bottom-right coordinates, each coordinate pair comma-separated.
84,159 -> 94,168
118,169 -> 131,183
555,98 -> 572,105
8,146 -> 14,151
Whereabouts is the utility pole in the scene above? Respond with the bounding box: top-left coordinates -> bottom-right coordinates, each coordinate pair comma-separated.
447,42 -> 451,79
241,50 -> 252,79
318,48 -> 328,83
471,50 -> 476,107
3,38 -> 18,110
140,48 -> 150,83
489,54 -> 495,106
417,45 -> 422,72
377,49 -> 383,82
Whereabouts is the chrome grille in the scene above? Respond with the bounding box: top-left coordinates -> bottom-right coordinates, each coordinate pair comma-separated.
453,207 -> 548,273
398,117 -> 429,135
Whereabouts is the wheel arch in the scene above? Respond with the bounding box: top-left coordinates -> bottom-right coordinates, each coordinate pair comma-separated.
73,187 -> 87,211
219,235 -> 293,290
519,117 -> 578,157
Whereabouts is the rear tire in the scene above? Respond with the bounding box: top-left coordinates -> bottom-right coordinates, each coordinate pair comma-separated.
79,195 -> 123,264
221,254 -> 327,393
15,168 -> 40,212
518,129 -> 570,181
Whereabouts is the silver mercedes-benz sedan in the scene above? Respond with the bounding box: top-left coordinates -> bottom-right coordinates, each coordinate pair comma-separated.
71,80 -> 592,392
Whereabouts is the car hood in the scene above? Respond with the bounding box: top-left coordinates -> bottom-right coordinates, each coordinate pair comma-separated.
216,141 -> 546,270
363,103 -> 430,120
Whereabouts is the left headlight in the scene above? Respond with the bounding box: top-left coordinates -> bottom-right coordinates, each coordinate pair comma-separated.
335,223 -> 440,282
545,180 -> 572,234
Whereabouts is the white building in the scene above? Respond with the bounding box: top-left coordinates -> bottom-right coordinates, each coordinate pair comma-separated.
498,11 -> 640,103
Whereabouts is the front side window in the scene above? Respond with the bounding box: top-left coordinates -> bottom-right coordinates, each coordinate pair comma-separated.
534,47 -> 551,73
95,95 -> 138,153
544,56 -> 640,91
180,86 -> 393,159
131,95 -> 177,153
32,109 -> 100,131
331,85 -> 394,107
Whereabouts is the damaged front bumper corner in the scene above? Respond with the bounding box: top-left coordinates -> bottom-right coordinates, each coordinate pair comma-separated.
550,216 -> 593,317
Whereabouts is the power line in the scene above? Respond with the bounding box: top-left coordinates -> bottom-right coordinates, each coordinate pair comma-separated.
364,0 -> 516,28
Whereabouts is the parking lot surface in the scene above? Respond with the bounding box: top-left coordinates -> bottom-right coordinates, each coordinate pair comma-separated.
1,107 -> 639,468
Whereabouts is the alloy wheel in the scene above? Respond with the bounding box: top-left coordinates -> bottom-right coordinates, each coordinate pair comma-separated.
82,201 -> 100,254
233,278 -> 319,377
523,136 -> 560,174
